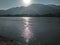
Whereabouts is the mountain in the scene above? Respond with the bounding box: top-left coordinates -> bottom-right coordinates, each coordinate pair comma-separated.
48,4 -> 60,9
0,4 -> 60,15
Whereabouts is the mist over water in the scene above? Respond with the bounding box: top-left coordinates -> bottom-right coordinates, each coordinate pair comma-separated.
0,17 -> 60,45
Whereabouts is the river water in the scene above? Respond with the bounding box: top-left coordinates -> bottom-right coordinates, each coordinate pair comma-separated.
0,17 -> 60,45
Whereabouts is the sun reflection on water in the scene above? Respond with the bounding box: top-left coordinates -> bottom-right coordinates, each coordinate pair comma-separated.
22,17 -> 33,43
23,17 -> 30,21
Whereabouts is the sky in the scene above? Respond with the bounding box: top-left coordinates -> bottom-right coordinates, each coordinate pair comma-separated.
0,0 -> 60,10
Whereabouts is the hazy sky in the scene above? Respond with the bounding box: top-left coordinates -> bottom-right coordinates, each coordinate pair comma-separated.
0,0 -> 60,10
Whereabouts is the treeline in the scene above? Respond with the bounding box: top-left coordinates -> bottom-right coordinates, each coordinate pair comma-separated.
0,13 -> 60,17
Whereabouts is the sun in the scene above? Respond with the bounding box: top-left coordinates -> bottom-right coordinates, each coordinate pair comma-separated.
23,0 -> 31,4
23,0 -> 31,6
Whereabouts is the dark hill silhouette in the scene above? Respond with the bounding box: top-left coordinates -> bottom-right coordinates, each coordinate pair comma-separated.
0,4 -> 60,17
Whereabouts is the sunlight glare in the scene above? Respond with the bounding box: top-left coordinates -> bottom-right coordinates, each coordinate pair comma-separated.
22,17 -> 33,43
23,17 -> 30,21
23,0 -> 31,6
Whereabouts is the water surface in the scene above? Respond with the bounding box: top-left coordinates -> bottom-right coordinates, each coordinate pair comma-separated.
0,17 -> 60,45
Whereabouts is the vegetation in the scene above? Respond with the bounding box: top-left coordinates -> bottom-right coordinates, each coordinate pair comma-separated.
0,12 -> 60,17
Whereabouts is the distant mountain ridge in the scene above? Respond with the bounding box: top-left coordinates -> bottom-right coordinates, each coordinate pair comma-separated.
0,4 -> 60,15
